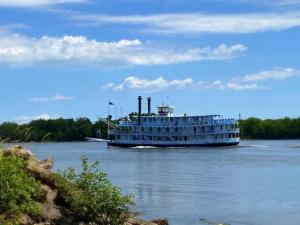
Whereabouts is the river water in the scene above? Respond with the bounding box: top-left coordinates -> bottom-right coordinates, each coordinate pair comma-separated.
5,140 -> 300,225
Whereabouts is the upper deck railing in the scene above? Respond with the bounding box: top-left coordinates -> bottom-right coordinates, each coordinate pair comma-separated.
119,116 -> 237,127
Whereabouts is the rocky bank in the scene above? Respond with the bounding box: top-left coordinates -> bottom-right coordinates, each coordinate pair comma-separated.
0,145 -> 168,225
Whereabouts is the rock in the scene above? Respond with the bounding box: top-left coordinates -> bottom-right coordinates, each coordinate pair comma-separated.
126,217 -> 164,225
20,214 -> 33,225
151,219 -> 169,225
4,145 -> 36,161
4,145 -> 56,187
40,185 -> 57,204
38,203 -> 63,221
26,157 -> 56,188
33,222 -> 51,225
39,158 -> 54,170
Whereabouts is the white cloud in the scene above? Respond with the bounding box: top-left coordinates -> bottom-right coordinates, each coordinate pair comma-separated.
225,82 -> 267,90
198,80 -> 267,90
105,68 -> 299,92
103,76 -> 267,92
106,76 -> 194,92
0,23 -> 29,33
102,82 -> 115,90
0,0 -> 86,7
242,68 -> 300,82
71,12 -> 300,34
29,94 -> 73,102
16,114 -> 60,124
0,33 -> 247,67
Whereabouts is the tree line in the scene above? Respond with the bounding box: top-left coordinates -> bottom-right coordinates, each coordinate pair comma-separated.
0,116 -> 300,142
0,118 -> 108,142
239,117 -> 300,139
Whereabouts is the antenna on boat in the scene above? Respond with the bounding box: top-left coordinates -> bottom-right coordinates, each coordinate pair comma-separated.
107,101 -> 114,139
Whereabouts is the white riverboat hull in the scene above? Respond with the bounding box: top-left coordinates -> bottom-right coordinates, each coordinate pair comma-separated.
107,138 -> 240,148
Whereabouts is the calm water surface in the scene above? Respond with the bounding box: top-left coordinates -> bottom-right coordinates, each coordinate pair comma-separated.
6,140 -> 300,225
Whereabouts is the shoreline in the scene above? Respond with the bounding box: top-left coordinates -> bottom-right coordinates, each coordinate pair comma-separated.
0,145 -> 169,225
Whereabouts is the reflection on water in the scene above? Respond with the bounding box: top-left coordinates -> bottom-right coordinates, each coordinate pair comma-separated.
4,140 -> 300,225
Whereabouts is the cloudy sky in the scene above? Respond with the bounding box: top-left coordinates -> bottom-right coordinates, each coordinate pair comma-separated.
0,0 -> 299,123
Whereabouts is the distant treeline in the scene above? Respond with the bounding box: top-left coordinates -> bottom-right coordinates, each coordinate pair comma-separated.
239,117 -> 300,139
0,116 -> 300,142
0,118 -> 108,142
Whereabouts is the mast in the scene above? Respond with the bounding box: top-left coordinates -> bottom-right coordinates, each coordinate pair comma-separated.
107,102 -> 109,139
107,101 -> 114,140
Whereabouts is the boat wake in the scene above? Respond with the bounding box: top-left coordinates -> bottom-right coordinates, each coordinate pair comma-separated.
131,146 -> 158,149
247,145 -> 273,148
244,144 -> 300,149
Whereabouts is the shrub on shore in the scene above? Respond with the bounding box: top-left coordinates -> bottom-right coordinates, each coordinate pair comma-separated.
0,146 -> 134,225
54,156 -> 134,225
0,155 -> 42,225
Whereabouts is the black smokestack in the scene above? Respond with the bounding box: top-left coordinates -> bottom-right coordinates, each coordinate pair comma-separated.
138,96 -> 142,125
147,97 -> 151,116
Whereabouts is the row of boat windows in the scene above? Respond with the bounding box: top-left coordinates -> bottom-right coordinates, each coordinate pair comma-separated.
138,116 -> 213,123
129,116 -> 235,124
115,133 -> 239,141
118,124 -> 238,133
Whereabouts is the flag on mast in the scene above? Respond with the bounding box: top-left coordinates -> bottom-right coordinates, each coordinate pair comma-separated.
109,101 -> 114,105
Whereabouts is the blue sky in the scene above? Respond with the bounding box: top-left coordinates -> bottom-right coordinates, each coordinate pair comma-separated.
0,0 -> 300,123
